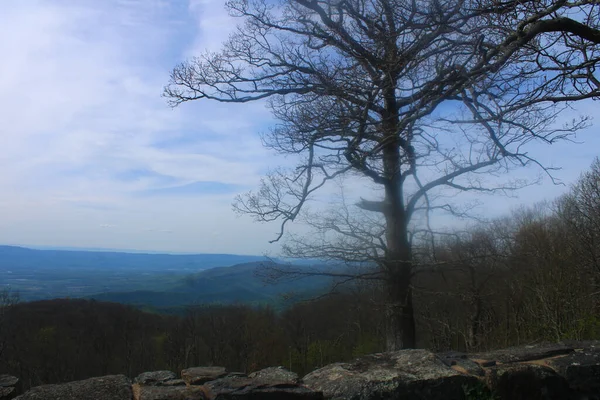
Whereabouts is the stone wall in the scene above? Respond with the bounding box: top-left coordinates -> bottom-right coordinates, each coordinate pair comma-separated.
0,375 -> 19,400
7,341 -> 600,399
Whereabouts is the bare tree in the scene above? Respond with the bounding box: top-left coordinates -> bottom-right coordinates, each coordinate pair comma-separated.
558,158 -> 600,285
165,0 -> 600,350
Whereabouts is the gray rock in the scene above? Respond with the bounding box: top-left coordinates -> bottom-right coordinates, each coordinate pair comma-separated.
472,342 -> 574,364
436,352 -> 485,376
225,372 -> 247,379
0,376 -> 18,388
0,387 -> 16,400
162,379 -> 186,387
471,342 -> 600,399
135,371 -> 178,386
545,349 -> 600,398
132,383 -> 207,400
485,363 -> 571,400
248,366 -> 299,384
303,349 -> 479,400
14,375 -> 131,400
204,376 -> 323,399
0,375 -> 18,400
560,340 -> 600,351
181,367 -> 227,385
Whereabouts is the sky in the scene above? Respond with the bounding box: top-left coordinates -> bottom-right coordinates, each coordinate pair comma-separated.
0,1 -> 598,255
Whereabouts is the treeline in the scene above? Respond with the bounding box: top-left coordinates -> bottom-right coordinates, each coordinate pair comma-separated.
0,159 -> 598,390
415,158 -> 600,351
0,293 -> 383,390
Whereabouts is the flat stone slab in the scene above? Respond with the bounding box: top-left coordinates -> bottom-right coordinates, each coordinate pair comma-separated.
0,375 -> 18,400
14,375 -> 131,400
0,376 -> 18,388
436,352 -> 484,376
485,363 -> 571,400
303,349 -> 478,400
0,387 -> 16,400
134,371 -> 178,386
133,384 -> 207,400
544,349 -> 600,395
559,340 -> 600,351
161,379 -> 186,387
472,342 -> 574,364
204,376 -> 323,399
182,367 -> 228,386
248,366 -> 299,384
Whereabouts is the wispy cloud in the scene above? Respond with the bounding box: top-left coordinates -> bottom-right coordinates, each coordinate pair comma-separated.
137,181 -> 244,197
0,1 -> 597,255
0,0 -> 282,254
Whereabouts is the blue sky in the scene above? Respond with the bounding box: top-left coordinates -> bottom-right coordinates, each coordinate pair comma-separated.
0,0 -> 598,255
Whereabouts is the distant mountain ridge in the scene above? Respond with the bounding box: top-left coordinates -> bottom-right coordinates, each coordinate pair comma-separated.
0,246 -> 332,308
0,245 -> 272,301
0,245 -> 270,271
8,244 -> 260,255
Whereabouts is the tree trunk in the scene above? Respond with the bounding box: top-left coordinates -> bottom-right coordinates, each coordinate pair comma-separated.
466,295 -> 482,351
384,261 -> 416,351
382,140 -> 416,351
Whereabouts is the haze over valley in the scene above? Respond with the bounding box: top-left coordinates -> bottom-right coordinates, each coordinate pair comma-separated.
0,245 -> 332,311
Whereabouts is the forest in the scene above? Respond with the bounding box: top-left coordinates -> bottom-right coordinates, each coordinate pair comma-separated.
1,158 -> 599,392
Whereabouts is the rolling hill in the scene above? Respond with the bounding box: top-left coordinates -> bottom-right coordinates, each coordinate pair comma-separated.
89,261 -> 335,311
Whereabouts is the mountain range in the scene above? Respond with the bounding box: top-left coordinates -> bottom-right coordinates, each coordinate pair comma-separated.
0,245 -> 333,310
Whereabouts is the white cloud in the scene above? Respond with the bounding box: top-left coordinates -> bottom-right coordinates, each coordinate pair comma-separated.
0,0 -> 282,254
186,0 -> 237,55
0,1 -> 597,255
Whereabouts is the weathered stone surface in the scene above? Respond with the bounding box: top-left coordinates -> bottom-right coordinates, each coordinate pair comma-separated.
0,375 -> 18,400
182,367 -> 228,386
162,379 -> 186,387
436,352 -> 485,377
133,383 -> 208,400
0,387 -> 16,400
0,377 -> 18,388
204,376 -> 323,399
470,358 -> 496,368
225,373 -> 247,379
11,341 -> 600,400
485,363 -> 571,400
248,366 -> 299,384
473,342 -> 600,398
135,371 -> 178,386
14,375 -> 131,400
303,349 -> 478,400
544,349 -> 600,397
559,340 -> 600,351
473,342 -> 574,364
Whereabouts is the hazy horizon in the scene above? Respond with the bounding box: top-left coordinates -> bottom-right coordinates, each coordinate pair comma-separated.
0,242 -> 269,257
